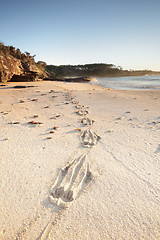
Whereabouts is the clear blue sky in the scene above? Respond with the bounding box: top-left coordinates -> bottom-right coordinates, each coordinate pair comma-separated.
1,0 -> 160,70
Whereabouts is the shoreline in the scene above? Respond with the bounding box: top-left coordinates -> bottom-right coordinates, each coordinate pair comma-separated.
0,81 -> 160,240
91,74 -> 160,91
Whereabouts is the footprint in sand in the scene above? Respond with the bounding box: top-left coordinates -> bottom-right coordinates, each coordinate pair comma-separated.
80,129 -> 101,147
81,117 -> 94,126
49,155 -> 93,208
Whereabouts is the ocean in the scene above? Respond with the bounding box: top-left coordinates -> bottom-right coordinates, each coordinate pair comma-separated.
91,75 -> 160,90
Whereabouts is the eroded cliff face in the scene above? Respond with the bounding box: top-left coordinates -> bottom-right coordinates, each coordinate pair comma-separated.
0,45 -> 48,82
0,54 -> 23,82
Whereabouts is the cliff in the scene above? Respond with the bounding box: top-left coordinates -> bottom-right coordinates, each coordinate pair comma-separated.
0,43 -> 48,82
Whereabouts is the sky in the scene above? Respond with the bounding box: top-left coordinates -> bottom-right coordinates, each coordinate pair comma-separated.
0,0 -> 160,71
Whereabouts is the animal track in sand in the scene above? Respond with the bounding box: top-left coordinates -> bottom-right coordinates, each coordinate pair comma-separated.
81,117 -> 94,126
75,104 -> 84,109
80,129 -> 101,147
49,154 -> 93,208
72,99 -> 79,105
76,109 -> 89,116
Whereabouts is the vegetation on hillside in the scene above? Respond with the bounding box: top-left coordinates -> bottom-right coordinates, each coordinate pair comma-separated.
0,42 -> 46,71
46,63 -> 160,78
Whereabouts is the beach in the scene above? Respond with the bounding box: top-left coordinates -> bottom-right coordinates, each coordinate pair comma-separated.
0,81 -> 160,240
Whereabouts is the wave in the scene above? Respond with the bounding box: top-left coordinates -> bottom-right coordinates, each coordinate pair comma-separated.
90,77 -> 98,83
91,76 -> 160,90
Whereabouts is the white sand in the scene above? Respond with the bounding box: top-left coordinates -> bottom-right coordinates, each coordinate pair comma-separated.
0,81 -> 160,240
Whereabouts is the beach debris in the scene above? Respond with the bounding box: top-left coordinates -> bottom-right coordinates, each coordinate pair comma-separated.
125,111 -> 131,114
20,100 -> 25,103
50,131 -> 55,133
53,126 -> 59,130
75,128 -> 81,131
44,106 -> 49,108
46,137 -> 52,140
106,129 -> 113,133
80,129 -> 101,147
81,117 -> 94,126
3,138 -> 9,141
49,90 -> 54,93
8,121 -> 20,124
31,98 -> 38,101
50,114 -> 62,119
28,121 -> 35,124
115,117 -> 123,120
13,85 -> 35,88
28,121 -> 43,125
148,119 -> 160,126
33,115 -> 38,118
152,120 -> 160,125
41,93 -> 47,96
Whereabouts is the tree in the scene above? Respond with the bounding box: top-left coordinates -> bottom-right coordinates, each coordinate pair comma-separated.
10,46 -> 16,55
25,51 -> 31,58
37,61 -> 47,67
16,48 -> 21,59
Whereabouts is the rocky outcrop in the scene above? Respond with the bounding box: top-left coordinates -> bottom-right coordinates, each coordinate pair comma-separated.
0,54 -> 23,82
0,44 -> 48,82
50,76 -> 91,83
64,77 -> 91,82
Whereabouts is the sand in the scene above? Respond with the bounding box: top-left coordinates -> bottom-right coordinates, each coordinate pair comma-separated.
0,81 -> 160,240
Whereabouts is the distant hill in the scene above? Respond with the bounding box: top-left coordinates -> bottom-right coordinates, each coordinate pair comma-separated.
0,42 -> 48,82
1,42 -> 160,82
46,63 -> 160,78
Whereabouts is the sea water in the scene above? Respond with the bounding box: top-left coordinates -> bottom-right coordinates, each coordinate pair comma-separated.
91,75 -> 160,90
